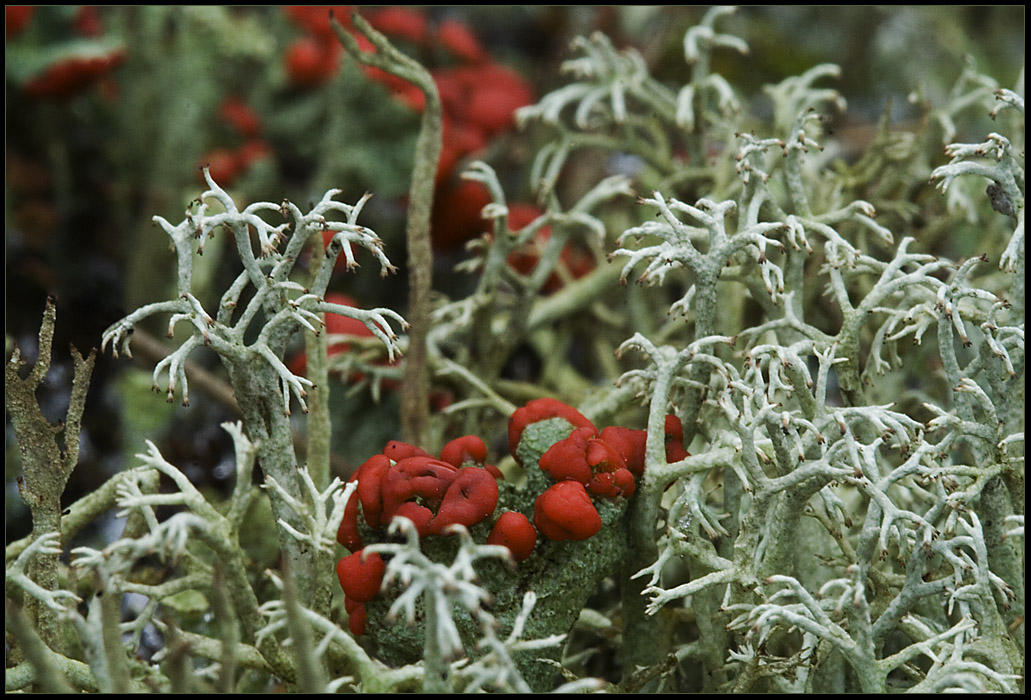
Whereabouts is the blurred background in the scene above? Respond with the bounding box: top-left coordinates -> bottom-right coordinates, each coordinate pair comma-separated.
5,6 -> 1025,547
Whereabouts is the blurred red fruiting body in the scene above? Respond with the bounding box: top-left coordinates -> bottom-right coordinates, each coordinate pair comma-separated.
533,481 -> 602,541
437,64 -> 534,138
487,511 -> 537,561
24,51 -> 126,98
287,293 -> 374,375
456,64 -> 535,135
344,596 -> 367,635
198,97 -> 268,188
365,6 -> 428,45
430,178 -> 492,251
507,202 -> 547,233
284,36 -> 339,87
5,6 -> 35,39
200,147 -> 242,187
73,6 -> 104,37
279,7 -> 536,251
236,139 -> 271,169
219,97 -> 262,138
284,5 -> 353,40
198,141 -> 269,188
504,203 -> 597,293
435,18 -> 488,63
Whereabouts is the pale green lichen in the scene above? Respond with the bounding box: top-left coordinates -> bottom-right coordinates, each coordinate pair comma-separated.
5,7 -> 1023,694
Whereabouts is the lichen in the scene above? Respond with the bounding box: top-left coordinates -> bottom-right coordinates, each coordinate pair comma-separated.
5,6 -> 1023,694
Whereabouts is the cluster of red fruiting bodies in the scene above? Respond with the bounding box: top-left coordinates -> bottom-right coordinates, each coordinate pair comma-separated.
335,398 -> 688,636
7,6 -> 125,98
284,6 -> 544,255
200,97 -> 272,188
282,6 -> 533,187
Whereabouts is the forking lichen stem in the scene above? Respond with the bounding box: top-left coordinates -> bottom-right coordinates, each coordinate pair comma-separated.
332,10 -> 442,447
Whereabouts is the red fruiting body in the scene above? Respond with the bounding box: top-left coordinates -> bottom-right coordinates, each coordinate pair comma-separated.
437,64 -> 533,139
599,426 -> 647,477
219,97 -> 262,138
538,426 -> 599,484
286,294 -> 408,393
383,440 -> 431,462
200,147 -> 242,186
336,550 -> 386,603
367,69 -> 425,111
505,214 -> 597,295
430,175 -> 491,250
284,36 -> 338,87
539,426 -> 636,499
586,468 -> 636,500
583,437 -> 635,499
533,481 -> 602,541
345,596 -> 367,636
460,65 -> 534,137
380,456 -> 457,522
283,5 -> 352,41
441,115 -> 489,163
354,453 -> 392,528
388,79 -> 426,112
596,414 -> 690,477
487,511 -> 537,561
428,467 -> 499,535
342,439 -> 503,541
6,6 -> 35,39
198,140 -> 270,189
24,51 -> 126,98
366,6 -> 428,44
321,294 -> 375,340
236,139 -> 271,168
439,435 -> 488,468
392,501 -> 434,536
337,486 -> 363,551
507,202 -> 546,232
664,414 -> 689,462
73,5 -> 103,37
505,203 -> 551,274
419,58 -> 533,251
433,71 -> 466,115
508,398 -> 597,461
435,18 -> 488,63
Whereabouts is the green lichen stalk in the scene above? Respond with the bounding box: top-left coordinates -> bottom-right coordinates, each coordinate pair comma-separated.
99,170 -> 405,612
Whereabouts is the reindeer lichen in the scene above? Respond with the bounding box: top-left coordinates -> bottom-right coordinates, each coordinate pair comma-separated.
5,6 -> 1023,694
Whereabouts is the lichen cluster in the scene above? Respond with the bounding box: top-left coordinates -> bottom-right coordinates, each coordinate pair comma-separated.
6,6 -> 1023,694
